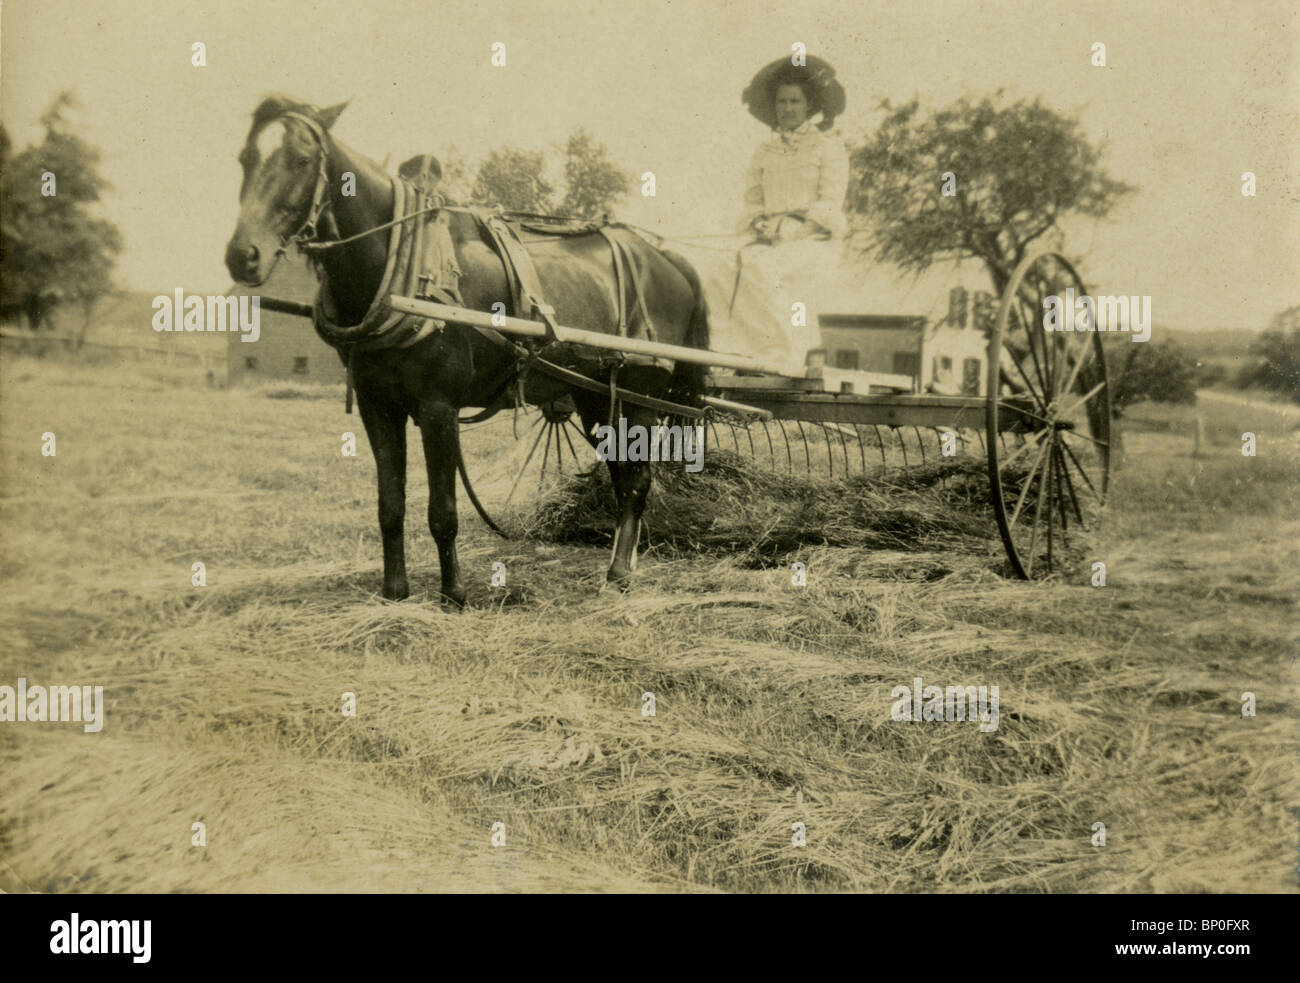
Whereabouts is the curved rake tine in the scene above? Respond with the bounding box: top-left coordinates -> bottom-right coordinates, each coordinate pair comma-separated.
505,417 -> 551,507
743,420 -> 756,458
976,429 -> 985,455
759,420 -> 777,469
794,421 -> 813,473
726,419 -> 742,455
779,420 -> 794,470
854,425 -> 868,472
913,426 -> 927,464
826,423 -> 849,475
930,428 -> 947,487
872,425 -> 888,474
833,423 -> 852,475
816,423 -> 834,477
896,427 -> 909,469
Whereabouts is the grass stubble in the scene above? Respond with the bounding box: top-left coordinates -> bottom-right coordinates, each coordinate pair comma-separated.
0,357 -> 1296,892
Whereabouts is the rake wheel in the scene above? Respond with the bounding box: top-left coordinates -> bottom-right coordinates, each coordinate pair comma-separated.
986,251 -> 1111,579
493,397 -> 598,514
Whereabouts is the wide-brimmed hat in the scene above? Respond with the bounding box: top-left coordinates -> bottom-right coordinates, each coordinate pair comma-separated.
742,55 -> 845,131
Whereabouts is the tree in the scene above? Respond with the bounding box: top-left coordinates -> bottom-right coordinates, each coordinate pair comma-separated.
0,92 -> 122,338
471,146 -> 554,213
468,129 -> 631,218
1104,338 -> 1198,414
1237,305 -> 1300,402
847,93 -> 1134,294
557,128 -> 632,220
436,144 -> 474,203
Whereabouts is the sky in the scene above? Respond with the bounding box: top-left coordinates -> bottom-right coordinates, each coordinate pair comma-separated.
2,0 -> 1296,330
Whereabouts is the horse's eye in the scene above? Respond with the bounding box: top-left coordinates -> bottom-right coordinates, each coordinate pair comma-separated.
294,155 -> 312,169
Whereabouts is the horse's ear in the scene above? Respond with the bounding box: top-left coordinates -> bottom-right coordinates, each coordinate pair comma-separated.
319,100 -> 351,131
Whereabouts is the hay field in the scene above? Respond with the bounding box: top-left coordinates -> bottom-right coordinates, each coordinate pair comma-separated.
1,354 -> 1296,893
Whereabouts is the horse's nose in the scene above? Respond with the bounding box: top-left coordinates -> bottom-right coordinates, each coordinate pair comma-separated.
225,238 -> 260,279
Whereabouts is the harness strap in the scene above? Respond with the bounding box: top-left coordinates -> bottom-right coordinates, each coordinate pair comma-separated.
479,215 -> 562,343
345,349 -> 355,415
596,228 -> 628,337
618,235 -> 658,343
608,362 -> 619,429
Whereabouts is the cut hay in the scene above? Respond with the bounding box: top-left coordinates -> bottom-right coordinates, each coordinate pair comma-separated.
514,450 -> 1036,567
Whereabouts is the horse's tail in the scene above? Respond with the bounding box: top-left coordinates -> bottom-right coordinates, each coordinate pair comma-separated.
660,248 -> 710,406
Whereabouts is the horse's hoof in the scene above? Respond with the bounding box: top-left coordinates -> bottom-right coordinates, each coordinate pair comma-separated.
382,585 -> 411,602
603,571 -> 633,594
440,589 -> 467,610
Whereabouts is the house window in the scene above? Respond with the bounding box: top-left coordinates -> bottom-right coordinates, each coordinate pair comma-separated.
293,357 -> 309,375
833,349 -> 859,370
962,358 -> 981,395
244,356 -> 258,371
892,352 -> 920,377
940,356 -> 953,372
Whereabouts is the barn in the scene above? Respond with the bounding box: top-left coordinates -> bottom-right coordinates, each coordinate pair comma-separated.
226,253 -> 344,386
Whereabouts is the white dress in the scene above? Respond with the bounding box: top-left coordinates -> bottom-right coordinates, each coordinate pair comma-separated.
675,120 -> 849,376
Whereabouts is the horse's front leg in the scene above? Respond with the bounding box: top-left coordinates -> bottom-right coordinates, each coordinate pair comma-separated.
604,458 -> 649,590
605,406 -> 659,591
357,391 -> 409,600
574,400 -> 650,592
417,401 -> 466,608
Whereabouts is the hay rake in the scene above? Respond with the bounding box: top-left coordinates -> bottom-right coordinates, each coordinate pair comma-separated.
391,250 -> 1111,578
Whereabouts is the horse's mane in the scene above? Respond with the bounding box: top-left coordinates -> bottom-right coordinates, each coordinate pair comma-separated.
248,94 -> 326,134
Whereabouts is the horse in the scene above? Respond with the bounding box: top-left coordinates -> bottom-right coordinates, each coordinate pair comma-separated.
223,95 -> 710,606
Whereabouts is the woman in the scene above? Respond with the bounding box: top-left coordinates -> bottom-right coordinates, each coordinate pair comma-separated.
694,56 -> 848,377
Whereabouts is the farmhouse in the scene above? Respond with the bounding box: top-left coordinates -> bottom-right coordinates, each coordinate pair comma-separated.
225,253 -> 344,386
818,265 -> 994,395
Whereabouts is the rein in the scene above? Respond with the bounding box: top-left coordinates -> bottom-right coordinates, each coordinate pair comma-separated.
274,111 -> 493,255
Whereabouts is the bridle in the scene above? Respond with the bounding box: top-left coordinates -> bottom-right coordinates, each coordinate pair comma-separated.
272,111 -> 339,260
271,111 -> 448,259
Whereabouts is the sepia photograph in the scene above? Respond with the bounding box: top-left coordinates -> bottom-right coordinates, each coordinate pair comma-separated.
0,0 -> 1295,925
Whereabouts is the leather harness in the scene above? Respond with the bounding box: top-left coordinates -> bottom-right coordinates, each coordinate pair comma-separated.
276,113 -> 698,421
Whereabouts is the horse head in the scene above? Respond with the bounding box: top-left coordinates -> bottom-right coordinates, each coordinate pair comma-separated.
224,95 -> 349,286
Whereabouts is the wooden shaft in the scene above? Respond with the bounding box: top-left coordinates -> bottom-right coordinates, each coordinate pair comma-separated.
389,294 -> 795,376
701,395 -> 774,419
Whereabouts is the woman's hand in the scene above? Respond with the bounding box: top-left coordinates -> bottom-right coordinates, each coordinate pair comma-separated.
782,219 -> 816,241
